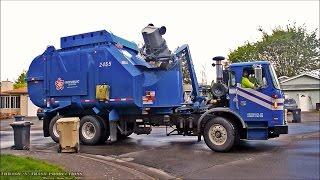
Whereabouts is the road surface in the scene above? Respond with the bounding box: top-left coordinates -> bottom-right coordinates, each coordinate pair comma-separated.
1,112 -> 319,179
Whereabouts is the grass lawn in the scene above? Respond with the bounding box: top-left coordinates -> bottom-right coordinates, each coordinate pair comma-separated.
0,154 -> 75,179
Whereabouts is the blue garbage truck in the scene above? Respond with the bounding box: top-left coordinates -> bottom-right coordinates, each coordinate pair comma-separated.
27,24 -> 288,152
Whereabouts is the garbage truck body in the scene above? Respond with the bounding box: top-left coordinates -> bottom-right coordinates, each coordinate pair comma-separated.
27,24 -> 288,152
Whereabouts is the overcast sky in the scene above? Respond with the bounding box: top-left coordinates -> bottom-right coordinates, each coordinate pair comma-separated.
1,1 -> 319,83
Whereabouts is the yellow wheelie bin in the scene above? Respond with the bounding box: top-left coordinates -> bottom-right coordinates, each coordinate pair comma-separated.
56,117 -> 80,153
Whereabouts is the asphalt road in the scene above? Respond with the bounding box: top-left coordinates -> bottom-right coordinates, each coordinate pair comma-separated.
1,112 -> 319,179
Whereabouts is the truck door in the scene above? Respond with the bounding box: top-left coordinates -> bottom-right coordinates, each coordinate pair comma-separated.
229,65 -> 273,130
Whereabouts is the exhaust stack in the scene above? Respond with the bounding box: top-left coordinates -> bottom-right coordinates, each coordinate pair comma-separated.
212,56 -> 225,83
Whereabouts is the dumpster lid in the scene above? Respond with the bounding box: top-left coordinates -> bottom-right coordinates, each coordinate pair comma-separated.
10,121 -> 33,126
57,117 -> 80,123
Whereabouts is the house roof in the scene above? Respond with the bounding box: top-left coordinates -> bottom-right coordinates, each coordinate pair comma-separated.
278,76 -> 289,82
280,69 -> 320,83
0,87 -> 28,95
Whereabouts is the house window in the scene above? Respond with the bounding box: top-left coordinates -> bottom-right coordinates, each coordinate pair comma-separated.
0,97 -> 4,108
0,96 -> 10,108
11,97 -> 14,108
15,96 -> 20,108
11,96 -> 20,108
0,96 -> 20,108
5,97 -> 9,108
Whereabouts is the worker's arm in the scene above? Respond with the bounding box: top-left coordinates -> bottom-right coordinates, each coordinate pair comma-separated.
241,77 -> 255,88
249,76 -> 259,86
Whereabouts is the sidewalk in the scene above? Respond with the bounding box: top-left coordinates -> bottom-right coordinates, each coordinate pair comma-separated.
287,111 -> 319,123
0,117 -> 43,131
1,148 -> 173,179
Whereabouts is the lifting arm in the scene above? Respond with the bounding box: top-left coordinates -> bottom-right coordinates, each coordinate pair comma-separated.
174,44 -> 201,102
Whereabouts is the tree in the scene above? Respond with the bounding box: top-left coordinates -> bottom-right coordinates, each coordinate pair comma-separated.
13,71 -> 27,89
228,42 -> 259,62
180,53 -> 191,84
200,64 -> 208,85
228,23 -> 320,77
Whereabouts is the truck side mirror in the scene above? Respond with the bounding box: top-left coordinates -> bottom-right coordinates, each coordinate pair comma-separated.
254,65 -> 263,87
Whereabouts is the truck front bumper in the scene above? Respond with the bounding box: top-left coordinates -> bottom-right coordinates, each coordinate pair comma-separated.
274,125 -> 288,134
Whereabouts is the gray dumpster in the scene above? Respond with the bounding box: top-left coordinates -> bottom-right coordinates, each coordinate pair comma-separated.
10,121 -> 33,150
292,108 -> 301,123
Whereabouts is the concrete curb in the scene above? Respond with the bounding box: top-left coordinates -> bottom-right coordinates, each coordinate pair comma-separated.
81,153 -> 175,180
76,154 -> 154,179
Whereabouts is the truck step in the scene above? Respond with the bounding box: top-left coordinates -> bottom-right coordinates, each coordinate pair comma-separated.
247,127 -> 268,130
247,127 -> 268,140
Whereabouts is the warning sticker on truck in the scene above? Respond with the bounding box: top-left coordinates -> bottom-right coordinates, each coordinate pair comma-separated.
143,91 -> 155,104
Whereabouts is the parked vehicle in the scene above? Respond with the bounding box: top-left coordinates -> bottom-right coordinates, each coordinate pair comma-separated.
27,24 -> 287,152
284,98 -> 298,112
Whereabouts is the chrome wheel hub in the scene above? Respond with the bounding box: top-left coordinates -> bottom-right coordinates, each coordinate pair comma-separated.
209,124 -> 227,146
81,122 -> 96,139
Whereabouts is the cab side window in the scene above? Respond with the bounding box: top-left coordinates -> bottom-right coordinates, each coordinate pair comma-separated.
228,71 -> 236,87
242,66 -> 268,88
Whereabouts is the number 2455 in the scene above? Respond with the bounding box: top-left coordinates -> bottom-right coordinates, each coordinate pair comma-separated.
99,61 -> 112,67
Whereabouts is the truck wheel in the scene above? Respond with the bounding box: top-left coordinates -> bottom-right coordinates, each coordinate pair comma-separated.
94,115 -> 110,143
49,115 -> 61,143
203,117 -> 235,152
230,121 -> 241,146
80,116 -> 102,145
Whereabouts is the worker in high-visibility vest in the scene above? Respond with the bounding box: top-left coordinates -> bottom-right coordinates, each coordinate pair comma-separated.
241,70 -> 255,88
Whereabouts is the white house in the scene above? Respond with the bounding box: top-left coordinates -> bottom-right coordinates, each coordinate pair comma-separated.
280,69 -> 320,111
0,81 -> 38,118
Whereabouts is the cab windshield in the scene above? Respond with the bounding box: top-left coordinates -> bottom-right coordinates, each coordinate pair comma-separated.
269,64 -> 281,89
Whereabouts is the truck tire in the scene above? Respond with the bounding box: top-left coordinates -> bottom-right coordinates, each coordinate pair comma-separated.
49,115 -> 61,143
230,121 -> 241,146
203,117 -> 235,152
94,115 -> 110,143
80,116 -> 102,145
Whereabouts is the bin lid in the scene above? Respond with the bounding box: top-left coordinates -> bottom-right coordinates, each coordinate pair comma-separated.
14,115 -> 25,121
10,121 -> 33,126
57,117 -> 80,123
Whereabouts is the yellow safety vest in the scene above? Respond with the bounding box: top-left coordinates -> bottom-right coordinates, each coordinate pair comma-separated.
241,77 -> 255,88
